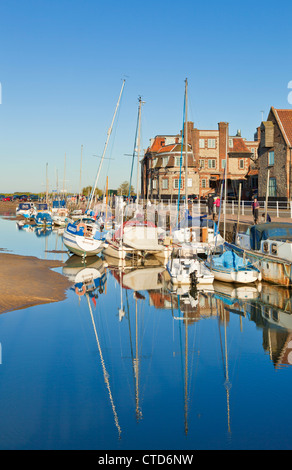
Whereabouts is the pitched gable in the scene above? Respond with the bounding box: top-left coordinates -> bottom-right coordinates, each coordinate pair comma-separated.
273,108 -> 292,147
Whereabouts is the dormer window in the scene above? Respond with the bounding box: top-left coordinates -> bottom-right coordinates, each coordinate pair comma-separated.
162,156 -> 169,167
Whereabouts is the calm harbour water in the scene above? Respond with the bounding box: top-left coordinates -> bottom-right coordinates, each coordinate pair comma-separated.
1,214 -> 292,450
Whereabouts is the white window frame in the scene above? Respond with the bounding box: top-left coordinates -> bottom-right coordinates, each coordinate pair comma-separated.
201,178 -> 207,188
208,139 -> 216,149
239,159 -> 244,169
199,139 -> 205,149
173,179 -> 180,189
208,159 -> 216,169
162,178 -> 168,189
199,159 -> 205,169
175,156 -> 182,167
162,156 -> 169,167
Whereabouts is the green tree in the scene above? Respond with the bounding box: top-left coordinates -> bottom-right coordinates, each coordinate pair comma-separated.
82,186 -> 102,197
117,181 -> 135,196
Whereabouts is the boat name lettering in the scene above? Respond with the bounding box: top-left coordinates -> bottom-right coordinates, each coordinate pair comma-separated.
67,225 -> 77,234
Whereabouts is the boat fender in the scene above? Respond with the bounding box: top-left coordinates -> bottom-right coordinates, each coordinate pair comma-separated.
77,222 -> 87,233
75,285 -> 86,296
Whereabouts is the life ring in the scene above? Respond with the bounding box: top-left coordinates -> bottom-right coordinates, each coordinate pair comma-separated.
75,285 -> 86,296
77,222 -> 87,233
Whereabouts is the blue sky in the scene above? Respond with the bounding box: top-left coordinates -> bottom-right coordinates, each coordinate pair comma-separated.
0,0 -> 292,193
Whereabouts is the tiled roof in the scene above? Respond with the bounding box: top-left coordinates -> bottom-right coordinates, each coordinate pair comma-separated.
156,144 -> 176,154
247,169 -> 258,176
229,138 -> 252,155
273,108 -> 292,147
147,136 -> 166,153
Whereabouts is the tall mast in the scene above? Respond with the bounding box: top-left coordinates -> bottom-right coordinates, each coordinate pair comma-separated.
88,79 -> 126,211
46,162 -> 49,204
79,144 -> 83,200
63,152 -> 66,198
136,96 -> 144,205
185,78 -> 188,205
223,125 -> 228,240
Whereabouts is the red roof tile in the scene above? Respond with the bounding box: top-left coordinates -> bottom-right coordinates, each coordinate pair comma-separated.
229,138 -> 251,154
273,108 -> 292,147
156,144 -> 176,154
247,169 -> 258,176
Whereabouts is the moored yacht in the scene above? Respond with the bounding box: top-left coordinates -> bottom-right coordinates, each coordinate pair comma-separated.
63,217 -> 106,258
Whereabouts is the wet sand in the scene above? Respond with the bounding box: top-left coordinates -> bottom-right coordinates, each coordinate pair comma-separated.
0,252 -> 72,315
0,201 -> 72,314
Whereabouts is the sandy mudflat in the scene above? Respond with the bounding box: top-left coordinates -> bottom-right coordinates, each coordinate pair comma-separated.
0,252 -> 72,315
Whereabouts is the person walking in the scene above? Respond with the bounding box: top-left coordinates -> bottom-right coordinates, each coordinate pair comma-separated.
207,194 -> 214,216
252,197 -> 260,224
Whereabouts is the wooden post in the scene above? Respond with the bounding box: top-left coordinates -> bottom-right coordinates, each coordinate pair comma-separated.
236,183 -> 242,238
265,168 -> 270,222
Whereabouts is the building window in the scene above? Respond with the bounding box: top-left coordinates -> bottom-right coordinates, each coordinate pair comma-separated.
199,159 -> 205,169
162,178 -> 168,189
152,180 -> 157,189
199,139 -> 205,148
162,156 -> 169,167
201,178 -> 208,188
229,138 -> 233,148
208,139 -> 216,148
173,179 -> 179,189
175,156 -> 183,167
269,178 -> 277,197
239,159 -> 244,169
222,159 -> 226,169
268,150 -> 274,166
152,158 -> 158,168
208,159 -> 216,169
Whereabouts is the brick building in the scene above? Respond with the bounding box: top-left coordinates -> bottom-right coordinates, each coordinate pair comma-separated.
258,107 -> 292,201
141,121 -> 257,200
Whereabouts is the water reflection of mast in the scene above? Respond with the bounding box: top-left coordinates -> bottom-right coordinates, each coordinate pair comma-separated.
133,292 -> 143,422
217,300 -> 231,434
118,269 -> 142,422
86,293 -> 122,438
223,309 -> 231,434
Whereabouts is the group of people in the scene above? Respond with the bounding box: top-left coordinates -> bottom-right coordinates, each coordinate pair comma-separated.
207,193 -> 221,219
206,193 -> 271,225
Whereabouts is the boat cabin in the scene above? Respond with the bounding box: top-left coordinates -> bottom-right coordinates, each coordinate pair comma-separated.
237,223 -> 292,261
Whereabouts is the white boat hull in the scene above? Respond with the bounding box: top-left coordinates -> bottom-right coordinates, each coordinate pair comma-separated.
209,266 -> 259,284
167,258 -> 214,285
63,230 -> 104,257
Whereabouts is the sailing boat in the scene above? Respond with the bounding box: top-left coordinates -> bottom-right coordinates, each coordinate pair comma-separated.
103,98 -> 166,260
205,249 -> 261,284
63,80 -> 125,258
167,249 -> 214,286
166,80 -> 214,286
